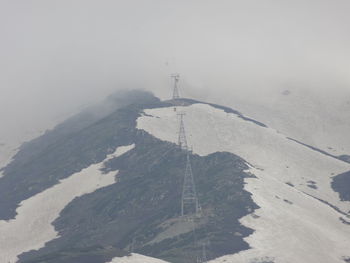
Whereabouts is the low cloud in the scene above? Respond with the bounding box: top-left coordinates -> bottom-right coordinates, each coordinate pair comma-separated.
0,0 -> 349,143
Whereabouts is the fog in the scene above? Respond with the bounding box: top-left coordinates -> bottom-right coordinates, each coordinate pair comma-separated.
1,0 -> 350,149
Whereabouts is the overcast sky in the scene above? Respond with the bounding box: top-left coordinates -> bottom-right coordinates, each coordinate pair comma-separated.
1,0 -> 350,144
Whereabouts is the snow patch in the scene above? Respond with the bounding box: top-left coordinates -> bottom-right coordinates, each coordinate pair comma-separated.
0,144 -> 135,263
209,166 -> 350,263
208,87 -> 350,156
107,253 -> 169,263
0,144 -> 19,178
106,144 -> 135,160
137,104 -> 350,263
0,127 -> 55,178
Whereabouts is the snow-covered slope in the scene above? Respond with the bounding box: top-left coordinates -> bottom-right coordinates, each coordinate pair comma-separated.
0,115 -> 66,178
204,87 -> 350,157
0,144 -> 134,263
108,253 -> 169,263
137,103 -> 350,263
0,143 -> 18,174
0,131 -> 45,178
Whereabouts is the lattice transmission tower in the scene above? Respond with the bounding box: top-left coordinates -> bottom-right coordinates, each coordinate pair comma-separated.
181,151 -> 200,217
171,73 -> 180,100
197,241 -> 208,263
178,113 -> 188,151
178,112 -> 200,217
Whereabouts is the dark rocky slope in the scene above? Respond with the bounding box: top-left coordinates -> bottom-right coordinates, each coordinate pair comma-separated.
1,91 -> 258,263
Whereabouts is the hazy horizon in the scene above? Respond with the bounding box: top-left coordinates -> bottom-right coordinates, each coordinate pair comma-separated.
1,0 -> 350,146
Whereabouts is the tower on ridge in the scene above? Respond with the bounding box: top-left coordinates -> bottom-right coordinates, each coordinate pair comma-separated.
171,73 -> 180,100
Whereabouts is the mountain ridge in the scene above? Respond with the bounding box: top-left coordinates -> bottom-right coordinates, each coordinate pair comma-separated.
0,90 -> 349,263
